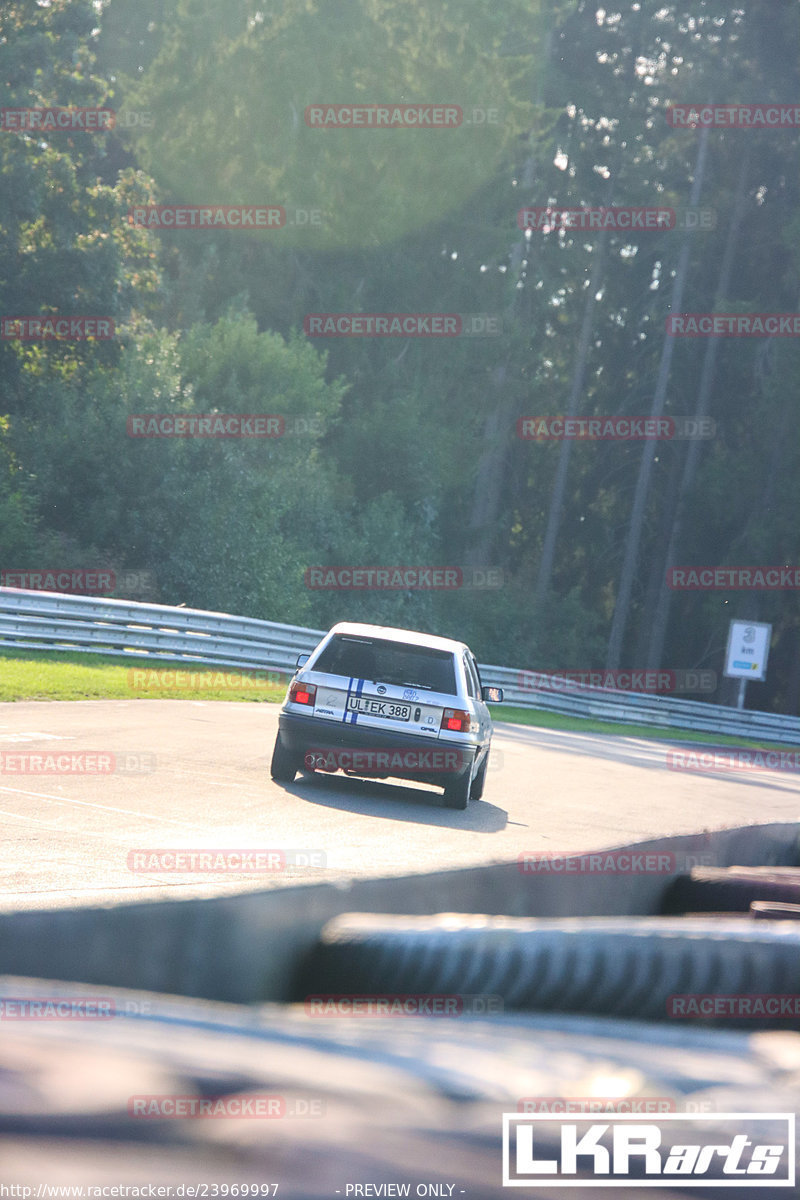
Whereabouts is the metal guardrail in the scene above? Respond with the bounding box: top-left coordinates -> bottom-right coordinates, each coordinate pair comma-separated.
482,664 -> 800,744
0,588 -> 323,674
0,587 -> 798,743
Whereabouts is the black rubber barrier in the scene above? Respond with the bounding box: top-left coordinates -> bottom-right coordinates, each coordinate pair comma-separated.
752,900 -> 800,920
662,866 -> 800,914
0,823 -> 798,1005
1,975 -> 799,1197
298,912 -> 800,1027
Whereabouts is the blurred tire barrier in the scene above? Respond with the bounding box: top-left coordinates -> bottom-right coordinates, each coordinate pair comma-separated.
298,911 -> 800,1028
662,866 -> 800,914
1,976 -> 799,1196
0,825 -> 799,1006
752,900 -> 800,920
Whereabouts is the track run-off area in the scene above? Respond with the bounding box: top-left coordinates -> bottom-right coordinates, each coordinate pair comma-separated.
0,699 -> 798,908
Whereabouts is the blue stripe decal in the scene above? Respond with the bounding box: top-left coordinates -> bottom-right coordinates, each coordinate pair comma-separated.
351,677 -> 364,722
343,676 -> 364,724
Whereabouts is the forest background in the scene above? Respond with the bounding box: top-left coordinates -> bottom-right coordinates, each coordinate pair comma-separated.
1,0 -> 798,712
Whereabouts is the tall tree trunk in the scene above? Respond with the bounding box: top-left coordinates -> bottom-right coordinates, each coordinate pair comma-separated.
717,374 -> 793,706
533,0 -> 647,612
785,635 -> 800,716
605,123 -> 711,669
632,445 -> 683,669
464,31 -> 553,568
644,149 -> 752,670
532,228 -> 609,611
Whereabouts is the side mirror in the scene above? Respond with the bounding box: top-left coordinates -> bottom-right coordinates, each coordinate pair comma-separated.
482,685 -> 503,703
296,653 -> 310,668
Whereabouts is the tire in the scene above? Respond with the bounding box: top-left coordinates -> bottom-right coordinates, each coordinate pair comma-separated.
270,733 -> 302,782
470,752 -> 488,802
303,912 -> 800,1026
662,867 -> 800,915
443,763 -> 472,809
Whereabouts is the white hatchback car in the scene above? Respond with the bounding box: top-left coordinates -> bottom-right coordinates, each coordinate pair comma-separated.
271,621 -> 503,808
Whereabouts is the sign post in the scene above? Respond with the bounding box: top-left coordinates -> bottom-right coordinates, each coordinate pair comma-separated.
722,620 -> 771,709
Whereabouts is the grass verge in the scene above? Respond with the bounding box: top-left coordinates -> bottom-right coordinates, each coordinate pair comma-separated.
0,649 -> 794,751
0,649 -> 287,703
490,704 -> 799,751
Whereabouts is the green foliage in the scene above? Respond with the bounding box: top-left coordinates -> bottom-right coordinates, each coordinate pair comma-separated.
118,0 -> 536,248
2,0 -> 799,710
6,318 -> 351,621
0,419 -> 41,562
0,2 -> 163,408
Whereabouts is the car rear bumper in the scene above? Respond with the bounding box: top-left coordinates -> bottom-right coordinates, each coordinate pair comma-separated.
278,710 -> 479,784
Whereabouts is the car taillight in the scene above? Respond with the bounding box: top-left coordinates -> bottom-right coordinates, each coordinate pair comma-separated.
441,707 -> 471,733
290,681 -> 316,706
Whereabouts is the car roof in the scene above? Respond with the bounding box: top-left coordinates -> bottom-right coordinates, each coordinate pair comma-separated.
325,621 -> 469,656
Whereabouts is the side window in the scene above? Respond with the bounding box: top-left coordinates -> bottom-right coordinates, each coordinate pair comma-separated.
463,654 -> 478,698
468,654 -> 483,695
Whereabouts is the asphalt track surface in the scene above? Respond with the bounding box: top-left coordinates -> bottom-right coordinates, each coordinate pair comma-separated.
0,699 -> 798,908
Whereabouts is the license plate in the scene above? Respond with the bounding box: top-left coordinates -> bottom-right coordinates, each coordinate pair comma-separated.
346,696 -> 411,721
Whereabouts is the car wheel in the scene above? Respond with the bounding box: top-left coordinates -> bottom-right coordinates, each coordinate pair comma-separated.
270,733 -> 302,782
443,763 -> 472,810
470,752 -> 488,802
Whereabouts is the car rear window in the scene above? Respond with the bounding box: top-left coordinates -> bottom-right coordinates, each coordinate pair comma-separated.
313,635 -> 457,695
